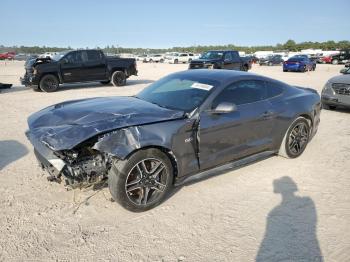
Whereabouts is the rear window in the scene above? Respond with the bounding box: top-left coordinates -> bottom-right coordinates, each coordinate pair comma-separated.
288,57 -> 304,62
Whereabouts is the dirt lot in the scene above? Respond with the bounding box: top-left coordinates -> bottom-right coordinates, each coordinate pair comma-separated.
0,61 -> 349,261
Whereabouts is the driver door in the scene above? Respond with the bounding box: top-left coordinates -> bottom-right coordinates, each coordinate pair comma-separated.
60,51 -> 83,82
199,80 -> 272,170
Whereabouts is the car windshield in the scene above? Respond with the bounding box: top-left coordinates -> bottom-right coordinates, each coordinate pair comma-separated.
51,51 -> 70,61
200,51 -> 224,59
136,74 -> 219,112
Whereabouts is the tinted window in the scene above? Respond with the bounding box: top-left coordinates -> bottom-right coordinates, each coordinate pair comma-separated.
180,54 -> 188,57
212,80 -> 266,107
86,50 -> 102,61
231,51 -> 240,59
64,51 -> 82,64
224,52 -> 233,61
265,81 -> 284,98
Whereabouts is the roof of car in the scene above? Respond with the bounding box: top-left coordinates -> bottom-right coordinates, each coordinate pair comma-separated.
172,69 -> 258,83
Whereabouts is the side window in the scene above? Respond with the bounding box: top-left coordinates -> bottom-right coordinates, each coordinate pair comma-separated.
231,51 -> 240,59
212,80 -> 266,108
180,54 -> 187,57
224,52 -> 233,61
64,51 -> 82,64
265,81 -> 284,98
86,50 -> 102,61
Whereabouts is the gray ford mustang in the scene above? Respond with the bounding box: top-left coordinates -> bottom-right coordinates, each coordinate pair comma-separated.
26,70 -> 321,212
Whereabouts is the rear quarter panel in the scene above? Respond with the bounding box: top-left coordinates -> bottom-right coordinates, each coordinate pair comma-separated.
269,86 -> 321,150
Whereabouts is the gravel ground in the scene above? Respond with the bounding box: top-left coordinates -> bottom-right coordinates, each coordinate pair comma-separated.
0,61 -> 349,261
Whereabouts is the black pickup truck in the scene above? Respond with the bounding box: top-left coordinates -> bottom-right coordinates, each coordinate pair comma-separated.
21,50 -> 137,92
189,50 -> 252,71
330,49 -> 350,65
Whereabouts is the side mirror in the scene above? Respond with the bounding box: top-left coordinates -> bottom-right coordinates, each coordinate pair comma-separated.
211,102 -> 237,114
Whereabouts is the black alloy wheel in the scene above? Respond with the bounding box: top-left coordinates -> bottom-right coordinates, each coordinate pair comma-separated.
287,121 -> 309,157
39,74 -> 59,92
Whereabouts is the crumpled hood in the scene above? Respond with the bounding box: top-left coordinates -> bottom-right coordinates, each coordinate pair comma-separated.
27,96 -> 184,151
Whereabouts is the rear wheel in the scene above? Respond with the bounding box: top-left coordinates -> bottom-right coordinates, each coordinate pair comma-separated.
279,117 -> 310,158
111,71 -> 126,87
108,148 -> 174,212
174,59 -> 178,64
39,74 -> 59,92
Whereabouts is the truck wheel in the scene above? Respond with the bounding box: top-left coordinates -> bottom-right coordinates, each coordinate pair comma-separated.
100,80 -> 110,85
332,59 -> 339,65
174,59 -> 178,64
160,59 -> 164,63
111,71 -> 126,87
39,74 -> 59,92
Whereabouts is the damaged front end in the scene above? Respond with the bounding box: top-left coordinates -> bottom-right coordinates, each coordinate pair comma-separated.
28,131 -> 112,189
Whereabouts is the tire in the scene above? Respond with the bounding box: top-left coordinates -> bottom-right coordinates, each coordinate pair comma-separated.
160,59 -> 164,63
39,74 -> 59,92
243,65 -> 249,71
301,66 -> 306,72
188,58 -> 192,63
332,59 -> 339,65
322,103 -> 336,110
111,71 -> 126,87
100,80 -> 110,85
174,59 -> 178,64
278,117 -> 310,159
312,65 -> 316,71
108,148 -> 174,212
268,62 -> 273,66
283,69 -> 287,72
149,59 -> 153,63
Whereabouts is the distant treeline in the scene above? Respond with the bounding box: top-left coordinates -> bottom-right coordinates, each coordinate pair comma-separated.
1,40 -> 349,54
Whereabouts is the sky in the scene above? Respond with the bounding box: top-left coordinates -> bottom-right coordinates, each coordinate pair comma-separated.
1,0 -> 349,48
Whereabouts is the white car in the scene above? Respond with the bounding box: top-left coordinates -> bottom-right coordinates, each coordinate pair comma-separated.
39,52 -> 58,59
166,53 -> 196,64
148,54 -> 165,63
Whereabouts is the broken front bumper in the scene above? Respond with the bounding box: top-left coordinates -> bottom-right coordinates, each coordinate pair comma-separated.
26,130 -> 66,176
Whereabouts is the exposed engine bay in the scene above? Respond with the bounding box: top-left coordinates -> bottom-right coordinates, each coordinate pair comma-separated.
38,143 -> 113,189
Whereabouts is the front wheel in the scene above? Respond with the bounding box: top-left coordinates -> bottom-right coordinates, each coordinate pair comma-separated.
108,148 -> 174,212
111,71 -> 126,87
39,74 -> 59,92
332,59 -> 339,65
279,117 -> 310,158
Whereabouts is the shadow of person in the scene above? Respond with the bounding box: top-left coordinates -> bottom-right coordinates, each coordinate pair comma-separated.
256,176 -> 323,262
0,140 -> 28,171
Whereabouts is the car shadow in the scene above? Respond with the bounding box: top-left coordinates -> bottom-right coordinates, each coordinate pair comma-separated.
256,176 -> 323,262
0,140 -> 29,171
324,107 -> 350,114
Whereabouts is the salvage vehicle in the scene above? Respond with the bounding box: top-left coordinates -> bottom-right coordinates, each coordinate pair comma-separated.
26,70 -> 321,212
21,49 -> 137,92
329,50 -> 350,65
321,65 -> 350,109
283,56 -> 316,72
189,50 -> 252,71
259,55 -> 284,66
